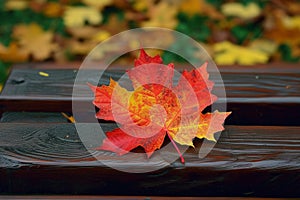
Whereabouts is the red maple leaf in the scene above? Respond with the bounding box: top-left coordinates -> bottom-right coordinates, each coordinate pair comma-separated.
89,49 -> 231,162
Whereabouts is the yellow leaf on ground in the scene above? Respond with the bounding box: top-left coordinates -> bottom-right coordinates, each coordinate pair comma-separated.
282,15 -> 300,29
13,23 -> 58,61
221,2 -> 261,20
249,39 -> 278,55
5,0 -> 28,10
180,0 -> 223,19
44,2 -> 64,17
0,42 -> 28,62
64,6 -> 102,28
67,26 -> 110,42
213,41 -> 269,65
92,31 -> 111,42
142,1 -> 178,29
132,0 -> 149,11
67,26 -> 100,39
82,0 -> 112,10
265,26 -> 300,45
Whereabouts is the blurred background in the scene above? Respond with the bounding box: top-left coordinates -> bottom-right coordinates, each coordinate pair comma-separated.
1,0 -> 300,90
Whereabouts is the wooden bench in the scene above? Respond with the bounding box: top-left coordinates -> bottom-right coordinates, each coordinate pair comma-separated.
0,62 -> 299,198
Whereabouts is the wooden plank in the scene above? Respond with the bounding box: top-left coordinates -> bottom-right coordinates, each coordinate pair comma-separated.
0,123 -> 299,196
1,66 -> 300,125
10,61 -> 300,73
0,112 -> 69,123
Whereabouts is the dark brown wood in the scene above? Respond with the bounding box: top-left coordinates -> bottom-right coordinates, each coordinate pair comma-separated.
1,65 -> 300,125
0,123 -> 299,196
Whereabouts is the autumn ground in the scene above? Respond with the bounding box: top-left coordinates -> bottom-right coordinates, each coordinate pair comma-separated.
1,0 -> 300,90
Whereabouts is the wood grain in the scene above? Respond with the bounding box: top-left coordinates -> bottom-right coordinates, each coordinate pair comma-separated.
0,112 -> 69,123
0,123 -> 299,196
1,66 -> 300,125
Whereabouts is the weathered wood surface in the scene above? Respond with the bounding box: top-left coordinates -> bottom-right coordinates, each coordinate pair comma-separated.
1,63 -> 300,125
0,123 -> 299,196
0,112 -> 69,123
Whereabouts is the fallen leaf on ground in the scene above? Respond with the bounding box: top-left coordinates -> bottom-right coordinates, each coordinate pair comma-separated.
141,1 -> 178,29
0,42 -> 28,62
213,41 -> 269,65
63,6 -> 102,27
221,2 -> 261,20
249,39 -> 278,55
82,0 -> 112,10
131,0 -> 149,11
5,0 -> 28,10
179,0 -> 223,19
282,15 -> 300,29
13,23 -> 58,61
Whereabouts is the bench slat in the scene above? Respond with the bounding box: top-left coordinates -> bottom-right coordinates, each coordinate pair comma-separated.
1,67 -> 300,125
0,123 -> 299,196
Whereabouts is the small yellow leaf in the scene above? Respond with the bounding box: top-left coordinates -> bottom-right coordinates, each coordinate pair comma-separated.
5,0 -> 28,10
141,1 -> 178,29
92,31 -> 111,42
13,23 -> 58,61
82,0 -> 112,10
61,112 -> 76,123
221,2 -> 261,20
180,0 -> 223,19
64,6 -> 102,28
213,41 -> 269,65
282,15 -> 300,29
249,39 -> 278,55
132,0 -> 148,11
38,72 -> 49,77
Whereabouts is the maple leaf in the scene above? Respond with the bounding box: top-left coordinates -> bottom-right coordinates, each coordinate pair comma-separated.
89,49 -> 231,160
13,23 -> 58,61
213,41 -> 269,65
141,1 -> 178,29
179,0 -> 223,19
221,2 -> 261,20
63,6 -> 102,28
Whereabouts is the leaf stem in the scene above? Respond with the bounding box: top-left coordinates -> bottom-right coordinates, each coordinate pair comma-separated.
166,132 -> 185,164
